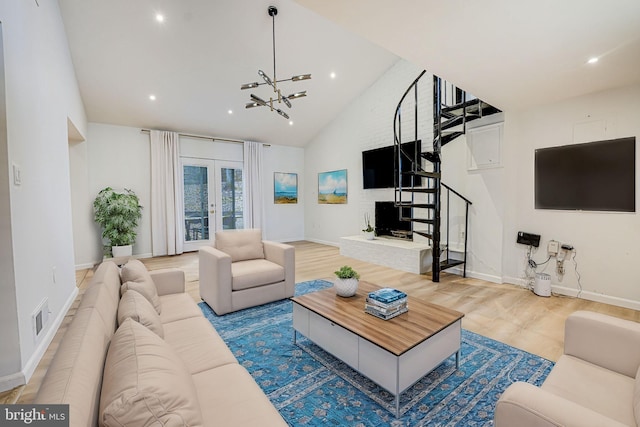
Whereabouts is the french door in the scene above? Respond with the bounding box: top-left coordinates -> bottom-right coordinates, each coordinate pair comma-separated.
182,159 -> 244,252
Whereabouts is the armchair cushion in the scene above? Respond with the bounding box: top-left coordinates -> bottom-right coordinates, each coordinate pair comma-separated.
231,259 -> 285,291
216,229 -> 264,262
542,355 -> 635,425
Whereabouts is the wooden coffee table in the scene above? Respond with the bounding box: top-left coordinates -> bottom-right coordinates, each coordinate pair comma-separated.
291,281 -> 464,416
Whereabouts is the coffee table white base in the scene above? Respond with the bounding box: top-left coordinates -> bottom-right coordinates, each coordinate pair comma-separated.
292,304 -> 462,417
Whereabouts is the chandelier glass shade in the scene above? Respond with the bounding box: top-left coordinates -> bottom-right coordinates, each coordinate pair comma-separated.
241,6 -> 311,120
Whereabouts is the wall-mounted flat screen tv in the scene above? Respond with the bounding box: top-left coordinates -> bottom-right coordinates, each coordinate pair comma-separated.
362,140 -> 422,189
535,136 -> 635,212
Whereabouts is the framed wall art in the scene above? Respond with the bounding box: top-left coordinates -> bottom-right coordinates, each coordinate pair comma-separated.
274,172 -> 298,204
318,169 -> 347,204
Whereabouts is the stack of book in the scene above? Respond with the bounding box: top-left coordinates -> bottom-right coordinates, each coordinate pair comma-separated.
365,288 -> 408,320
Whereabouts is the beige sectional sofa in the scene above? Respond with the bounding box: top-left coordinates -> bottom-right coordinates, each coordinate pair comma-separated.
495,310 -> 640,427
34,259 -> 287,427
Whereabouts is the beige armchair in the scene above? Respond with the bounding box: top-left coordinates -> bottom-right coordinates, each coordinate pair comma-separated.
495,311 -> 640,427
199,229 -> 295,315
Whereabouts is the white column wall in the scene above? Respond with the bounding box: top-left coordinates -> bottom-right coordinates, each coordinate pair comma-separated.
0,0 -> 87,390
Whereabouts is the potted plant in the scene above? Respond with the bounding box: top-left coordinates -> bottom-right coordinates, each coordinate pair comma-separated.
362,213 -> 374,240
333,265 -> 360,297
93,187 -> 143,258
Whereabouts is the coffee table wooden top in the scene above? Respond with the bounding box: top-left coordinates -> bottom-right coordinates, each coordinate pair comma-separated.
291,281 -> 464,356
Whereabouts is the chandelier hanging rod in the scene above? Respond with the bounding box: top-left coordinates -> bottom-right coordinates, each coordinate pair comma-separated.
240,6 -> 311,120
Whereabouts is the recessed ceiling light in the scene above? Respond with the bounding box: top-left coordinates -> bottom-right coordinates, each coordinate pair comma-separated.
228,109 -> 233,115
155,14 -> 165,23
289,121 -> 293,126
149,94 -> 156,101
588,57 -> 599,64
330,72 -> 336,79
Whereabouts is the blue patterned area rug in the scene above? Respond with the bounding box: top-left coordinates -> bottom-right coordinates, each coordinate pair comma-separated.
199,280 -> 554,426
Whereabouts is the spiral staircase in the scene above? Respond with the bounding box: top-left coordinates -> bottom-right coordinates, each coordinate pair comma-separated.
393,71 -> 501,282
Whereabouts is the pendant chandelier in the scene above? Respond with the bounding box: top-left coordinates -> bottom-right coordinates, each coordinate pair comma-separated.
241,6 -> 311,120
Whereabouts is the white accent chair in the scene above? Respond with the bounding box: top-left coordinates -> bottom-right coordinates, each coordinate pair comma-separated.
495,310 -> 640,427
199,229 -> 295,315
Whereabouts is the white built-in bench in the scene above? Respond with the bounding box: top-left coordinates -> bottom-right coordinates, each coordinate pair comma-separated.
339,235 -> 432,274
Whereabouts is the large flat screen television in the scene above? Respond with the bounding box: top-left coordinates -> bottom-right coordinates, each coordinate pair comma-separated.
375,201 -> 412,238
362,140 -> 422,189
534,137 -> 635,212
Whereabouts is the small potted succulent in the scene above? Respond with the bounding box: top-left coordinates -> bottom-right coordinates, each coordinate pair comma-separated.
362,213 -> 374,240
333,265 -> 360,297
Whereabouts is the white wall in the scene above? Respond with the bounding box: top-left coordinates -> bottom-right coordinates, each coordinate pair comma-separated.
0,0 -> 87,390
304,59 -> 428,245
264,145 -> 305,242
78,124 -> 305,267
502,83 -> 640,308
85,123 -> 152,263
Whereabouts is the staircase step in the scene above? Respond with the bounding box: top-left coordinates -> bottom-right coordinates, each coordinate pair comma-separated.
440,259 -> 465,270
402,170 -> 441,179
421,151 -> 440,163
398,187 -> 437,193
435,132 -> 464,146
401,217 -> 435,225
396,202 -> 436,209
437,115 -> 465,131
414,230 -> 433,240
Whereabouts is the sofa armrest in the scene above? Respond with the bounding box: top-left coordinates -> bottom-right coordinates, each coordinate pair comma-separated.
199,246 -> 233,315
150,268 -> 185,296
564,310 -> 640,377
495,382 -> 629,427
263,241 -> 295,297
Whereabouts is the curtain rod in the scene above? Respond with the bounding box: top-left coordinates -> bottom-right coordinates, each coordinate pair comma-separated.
140,129 -> 270,146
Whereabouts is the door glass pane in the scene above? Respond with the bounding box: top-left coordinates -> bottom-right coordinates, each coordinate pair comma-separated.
220,167 -> 243,230
183,165 -> 209,241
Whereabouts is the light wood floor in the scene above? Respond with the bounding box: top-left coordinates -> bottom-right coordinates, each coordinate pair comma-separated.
3,240 -> 640,404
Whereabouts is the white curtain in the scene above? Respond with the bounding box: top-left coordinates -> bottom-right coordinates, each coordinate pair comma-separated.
150,130 -> 184,256
243,141 -> 264,233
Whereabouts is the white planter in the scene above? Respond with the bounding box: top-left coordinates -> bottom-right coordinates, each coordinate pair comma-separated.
334,278 -> 359,297
112,245 -> 133,258
363,230 -> 375,240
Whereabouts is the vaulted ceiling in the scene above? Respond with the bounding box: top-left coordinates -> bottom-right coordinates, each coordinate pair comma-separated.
59,0 -> 640,147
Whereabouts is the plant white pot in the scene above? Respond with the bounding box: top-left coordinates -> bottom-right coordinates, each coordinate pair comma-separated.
112,245 -> 133,258
363,230 -> 375,240
334,278 -> 359,297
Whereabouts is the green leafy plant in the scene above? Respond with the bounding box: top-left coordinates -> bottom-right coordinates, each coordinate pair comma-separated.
334,265 -> 360,280
362,213 -> 374,233
93,187 -> 143,249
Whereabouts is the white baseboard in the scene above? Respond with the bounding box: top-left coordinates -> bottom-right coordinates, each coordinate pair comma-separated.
0,286 -> 78,392
75,262 -> 95,270
502,275 -> 640,310
447,266 -> 502,284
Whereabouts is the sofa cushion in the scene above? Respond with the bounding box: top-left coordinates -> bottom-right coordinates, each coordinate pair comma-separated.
158,293 -> 204,324
634,364 -> 640,424
117,290 -> 164,338
542,354 -> 636,426
120,259 -> 162,314
192,364 -> 287,426
162,317 -> 237,374
216,229 -> 265,262
231,259 -> 285,291
100,319 -> 204,427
